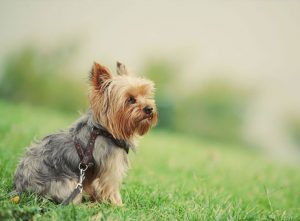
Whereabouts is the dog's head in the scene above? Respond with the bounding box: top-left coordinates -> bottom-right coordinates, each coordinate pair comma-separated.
89,62 -> 158,140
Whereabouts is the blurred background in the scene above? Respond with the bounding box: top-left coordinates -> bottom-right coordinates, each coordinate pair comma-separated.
1,0 -> 300,162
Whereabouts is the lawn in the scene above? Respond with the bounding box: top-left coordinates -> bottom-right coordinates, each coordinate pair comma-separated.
0,100 -> 300,220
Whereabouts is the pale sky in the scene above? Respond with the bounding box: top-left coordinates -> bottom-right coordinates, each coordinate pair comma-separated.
1,1 -> 299,82
1,1 -> 300,104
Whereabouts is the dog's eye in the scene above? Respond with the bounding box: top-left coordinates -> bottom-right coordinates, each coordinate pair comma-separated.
128,96 -> 136,104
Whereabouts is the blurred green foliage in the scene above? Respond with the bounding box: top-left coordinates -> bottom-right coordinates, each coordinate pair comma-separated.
174,81 -> 247,143
0,44 -> 88,112
143,59 -> 249,144
0,45 -> 250,144
142,60 -> 177,130
288,117 -> 300,149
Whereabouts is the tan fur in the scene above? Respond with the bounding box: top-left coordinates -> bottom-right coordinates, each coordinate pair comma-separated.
89,63 -> 158,141
88,149 -> 128,205
47,179 -> 83,204
85,62 -> 157,205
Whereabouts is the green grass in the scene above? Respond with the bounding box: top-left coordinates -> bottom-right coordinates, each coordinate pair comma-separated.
0,100 -> 300,220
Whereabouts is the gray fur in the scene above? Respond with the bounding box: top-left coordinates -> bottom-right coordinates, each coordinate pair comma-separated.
13,109 -> 130,203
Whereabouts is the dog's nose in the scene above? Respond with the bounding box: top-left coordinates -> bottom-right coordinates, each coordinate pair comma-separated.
143,106 -> 153,115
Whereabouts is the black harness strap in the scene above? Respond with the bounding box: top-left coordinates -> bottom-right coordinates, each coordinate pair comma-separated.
96,128 -> 130,154
61,184 -> 82,206
74,127 -> 101,168
61,126 -> 129,206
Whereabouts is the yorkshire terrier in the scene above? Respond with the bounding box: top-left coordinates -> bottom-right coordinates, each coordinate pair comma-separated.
13,62 -> 157,205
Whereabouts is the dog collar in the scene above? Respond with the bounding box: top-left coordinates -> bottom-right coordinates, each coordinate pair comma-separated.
92,126 -> 130,154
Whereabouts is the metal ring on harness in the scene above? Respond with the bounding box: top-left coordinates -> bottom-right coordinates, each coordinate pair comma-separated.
78,163 -> 88,171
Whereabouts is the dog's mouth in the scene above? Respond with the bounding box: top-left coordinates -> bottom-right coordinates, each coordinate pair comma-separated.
147,113 -> 154,121
140,113 -> 153,122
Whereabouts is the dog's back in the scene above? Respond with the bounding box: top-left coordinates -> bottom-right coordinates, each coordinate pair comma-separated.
13,117 -> 84,202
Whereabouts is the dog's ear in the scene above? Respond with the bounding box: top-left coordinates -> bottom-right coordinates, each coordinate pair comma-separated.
116,61 -> 129,76
91,62 -> 112,89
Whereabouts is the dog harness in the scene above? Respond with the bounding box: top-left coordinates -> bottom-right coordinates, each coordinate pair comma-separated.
62,126 -> 130,206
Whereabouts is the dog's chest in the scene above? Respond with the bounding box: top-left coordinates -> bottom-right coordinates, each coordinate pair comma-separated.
99,141 -> 128,172
93,136 -> 129,169
82,137 -> 129,196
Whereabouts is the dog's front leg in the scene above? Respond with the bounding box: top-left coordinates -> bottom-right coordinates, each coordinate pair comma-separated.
91,178 -> 123,206
109,189 -> 123,206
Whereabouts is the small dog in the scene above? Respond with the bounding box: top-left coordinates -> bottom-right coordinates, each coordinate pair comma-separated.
13,62 -> 157,205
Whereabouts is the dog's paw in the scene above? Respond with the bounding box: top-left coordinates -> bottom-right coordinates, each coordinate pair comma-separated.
109,192 -> 123,206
